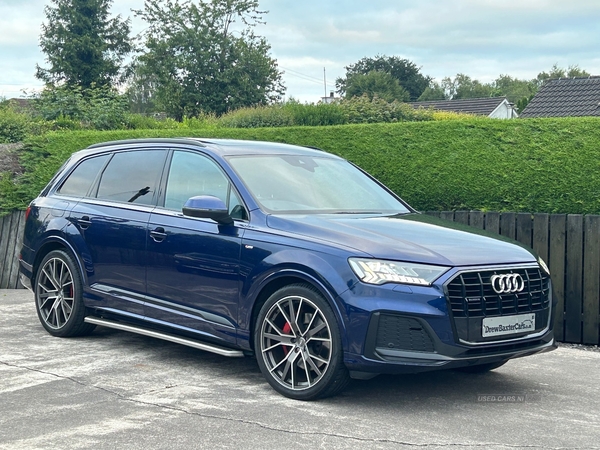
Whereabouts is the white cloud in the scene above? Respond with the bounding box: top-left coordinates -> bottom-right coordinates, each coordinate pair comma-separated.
2,0 -> 600,101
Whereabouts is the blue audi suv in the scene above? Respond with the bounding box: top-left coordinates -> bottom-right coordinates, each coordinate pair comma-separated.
18,138 -> 556,399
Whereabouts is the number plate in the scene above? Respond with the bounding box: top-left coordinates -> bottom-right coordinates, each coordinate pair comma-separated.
482,313 -> 536,338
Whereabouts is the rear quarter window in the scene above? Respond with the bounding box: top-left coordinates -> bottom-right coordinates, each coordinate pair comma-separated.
57,154 -> 109,197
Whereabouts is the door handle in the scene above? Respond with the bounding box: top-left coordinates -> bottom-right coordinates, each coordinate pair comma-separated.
78,216 -> 92,230
150,227 -> 167,242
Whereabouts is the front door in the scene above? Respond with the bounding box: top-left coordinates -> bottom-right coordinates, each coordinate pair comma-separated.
145,150 -> 246,345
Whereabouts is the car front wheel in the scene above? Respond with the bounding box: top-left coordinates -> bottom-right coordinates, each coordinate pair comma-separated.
254,284 -> 350,400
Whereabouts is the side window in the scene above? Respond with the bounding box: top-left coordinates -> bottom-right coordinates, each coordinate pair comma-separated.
164,151 -> 245,218
96,150 -> 166,205
57,155 -> 109,197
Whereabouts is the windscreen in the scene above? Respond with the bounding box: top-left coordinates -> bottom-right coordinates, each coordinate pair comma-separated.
228,155 -> 410,214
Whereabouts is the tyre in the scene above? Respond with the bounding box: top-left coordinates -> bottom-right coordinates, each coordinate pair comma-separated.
34,249 -> 95,337
254,284 -> 350,400
455,360 -> 508,373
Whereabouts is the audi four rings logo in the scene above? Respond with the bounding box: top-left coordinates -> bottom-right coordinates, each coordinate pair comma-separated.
490,274 -> 525,294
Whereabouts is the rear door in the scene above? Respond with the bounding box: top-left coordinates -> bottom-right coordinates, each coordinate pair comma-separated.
68,149 -> 168,317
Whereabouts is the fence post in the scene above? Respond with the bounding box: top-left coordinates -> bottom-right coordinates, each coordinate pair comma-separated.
532,213 -> 549,264
565,215 -> 584,343
516,213 -> 533,248
485,212 -> 500,234
0,211 -> 27,289
549,214 -> 567,341
469,211 -> 485,229
0,213 -> 16,288
583,215 -> 600,345
500,212 -> 516,240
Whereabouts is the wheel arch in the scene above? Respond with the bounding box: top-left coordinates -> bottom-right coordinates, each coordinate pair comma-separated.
246,270 -> 349,353
32,236 -> 86,287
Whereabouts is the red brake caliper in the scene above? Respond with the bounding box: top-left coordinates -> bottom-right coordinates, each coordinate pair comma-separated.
282,322 -> 292,356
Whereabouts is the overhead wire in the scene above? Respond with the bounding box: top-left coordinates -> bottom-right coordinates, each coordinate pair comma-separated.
279,65 -> 337,91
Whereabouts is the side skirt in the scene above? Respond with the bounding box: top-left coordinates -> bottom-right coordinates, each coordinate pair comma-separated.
84,316 -> 245,358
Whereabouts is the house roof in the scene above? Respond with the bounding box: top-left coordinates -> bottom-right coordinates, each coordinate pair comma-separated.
520,77 -> 600,118
7,98 -> 34,112
410,97 -> 510,116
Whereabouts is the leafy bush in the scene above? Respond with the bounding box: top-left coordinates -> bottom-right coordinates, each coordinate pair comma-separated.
124,113 -> 180,130
31,85 -> 129,130
281,100 -> 347,126
180,114 -> 219,130
218,105 -> 294,128
340,95 -> 433,123
0,108 -> 30,143
218,97 -> 434,128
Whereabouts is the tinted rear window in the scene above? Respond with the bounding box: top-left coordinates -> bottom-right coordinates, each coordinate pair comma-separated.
96,150 -> 166,205
58,155 -> 109,197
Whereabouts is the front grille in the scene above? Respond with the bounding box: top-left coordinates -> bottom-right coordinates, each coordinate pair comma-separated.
375,315 -> 435,352
446,267 -> 550,318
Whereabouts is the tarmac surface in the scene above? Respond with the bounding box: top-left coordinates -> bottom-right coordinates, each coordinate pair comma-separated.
1,289 -> 599,450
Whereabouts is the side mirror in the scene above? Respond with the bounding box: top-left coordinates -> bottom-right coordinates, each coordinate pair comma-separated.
182,196 -> 233,225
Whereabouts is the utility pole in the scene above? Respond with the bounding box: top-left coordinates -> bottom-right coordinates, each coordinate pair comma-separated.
323,67 -> 327,98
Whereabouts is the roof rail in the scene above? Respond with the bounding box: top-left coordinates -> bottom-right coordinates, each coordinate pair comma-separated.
87,137 -> 206,149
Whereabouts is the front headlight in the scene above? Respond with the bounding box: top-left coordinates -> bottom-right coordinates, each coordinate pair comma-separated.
349,258 -> 450,286
538,257 -> 550,275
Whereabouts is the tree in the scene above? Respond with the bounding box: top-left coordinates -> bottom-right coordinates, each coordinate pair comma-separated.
516,95 -> 534,114
441,74 -> 499,100
345,71 -> 410,103
133,0 -> 285,119
336,55 -> 431,101
124,62 -> 159,115
417,82 -> 447,101
36,0 -> 131,89
492,75 -> 537,103
536,64 -> 590,86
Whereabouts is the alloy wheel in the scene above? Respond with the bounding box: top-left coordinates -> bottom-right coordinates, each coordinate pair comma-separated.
259,295 -> 333,391
36,257 -> 75,330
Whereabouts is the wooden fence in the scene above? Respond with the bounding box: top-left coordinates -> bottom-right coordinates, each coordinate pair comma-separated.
0,209 -> 599,344
0,210 -> 26,289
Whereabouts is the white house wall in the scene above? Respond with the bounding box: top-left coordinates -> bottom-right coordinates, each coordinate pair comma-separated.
489,101 -> 519,119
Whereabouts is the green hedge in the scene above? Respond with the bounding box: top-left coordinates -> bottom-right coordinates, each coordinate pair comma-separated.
2,117 -> 600,214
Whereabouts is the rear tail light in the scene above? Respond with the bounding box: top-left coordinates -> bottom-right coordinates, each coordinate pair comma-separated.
25,206 -> 31,221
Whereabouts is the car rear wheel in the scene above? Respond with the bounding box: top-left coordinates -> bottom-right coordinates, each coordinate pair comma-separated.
254,284 -> 350,400
35,250 -> 95,337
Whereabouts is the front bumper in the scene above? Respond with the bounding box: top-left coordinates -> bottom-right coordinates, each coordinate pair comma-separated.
344,314 -> 555,375
338,264 -> 556,375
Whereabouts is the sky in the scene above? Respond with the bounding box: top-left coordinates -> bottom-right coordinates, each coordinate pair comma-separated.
1,0 -> 599,103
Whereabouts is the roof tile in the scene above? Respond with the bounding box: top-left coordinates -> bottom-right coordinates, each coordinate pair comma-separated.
409,97 -> 509,116
521,77 -> 600,118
